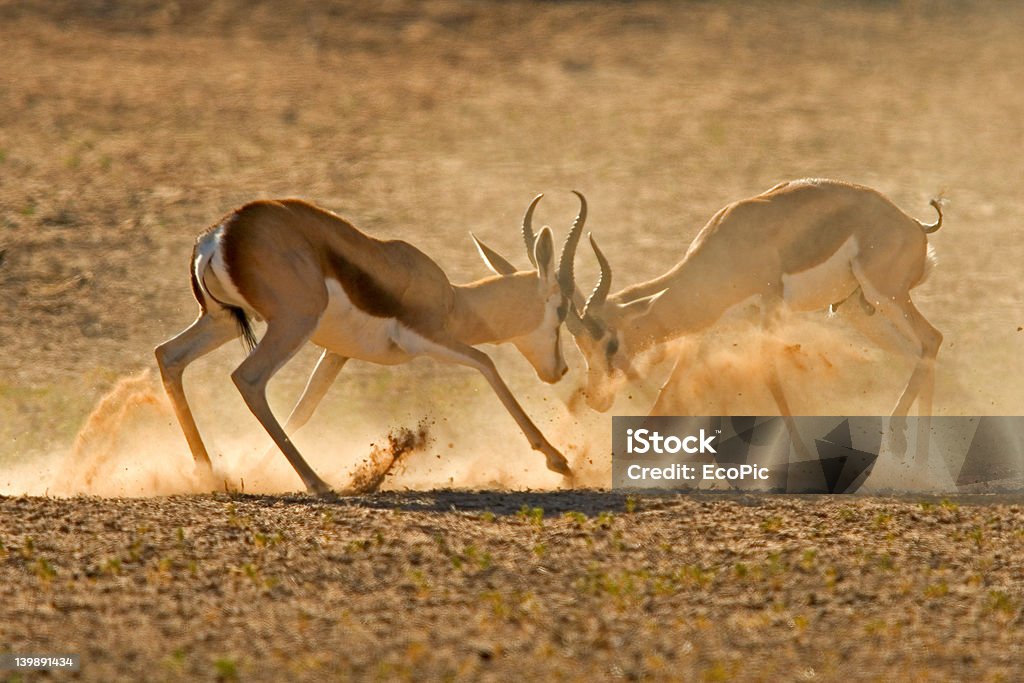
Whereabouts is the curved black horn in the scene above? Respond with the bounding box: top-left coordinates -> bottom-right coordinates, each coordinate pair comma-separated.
557,190 -> 586,302
522,193 -> 543,266
583,233 -> 612,317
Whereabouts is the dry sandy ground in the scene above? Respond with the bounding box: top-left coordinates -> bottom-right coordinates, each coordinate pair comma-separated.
3,0 -> 1024,454
3,2 -> 1024,680
1,492 -> 1023,682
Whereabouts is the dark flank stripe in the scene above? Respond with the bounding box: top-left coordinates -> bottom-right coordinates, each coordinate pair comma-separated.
327,251 -> 405,320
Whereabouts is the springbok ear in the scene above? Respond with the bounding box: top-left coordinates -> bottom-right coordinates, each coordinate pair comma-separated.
618,290 -> 664,319
533,226 -> 556,281
470,233 -> 517,276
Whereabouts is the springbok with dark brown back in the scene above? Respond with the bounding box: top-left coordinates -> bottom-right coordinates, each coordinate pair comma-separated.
155,194 -> 585,495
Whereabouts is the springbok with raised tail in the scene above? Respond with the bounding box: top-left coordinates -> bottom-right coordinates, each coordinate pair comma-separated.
562,179 -> 944,461
155,193 -> 585,495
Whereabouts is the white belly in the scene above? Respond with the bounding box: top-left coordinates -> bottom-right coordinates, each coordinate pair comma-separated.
781,237 -> 860,311
311,279 -> 413,364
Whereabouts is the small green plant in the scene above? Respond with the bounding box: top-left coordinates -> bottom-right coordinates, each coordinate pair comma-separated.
799,549 -> 818,571
127,536 -> 144,563
408,569 -> 430,598
562,511 -> 587,526
987,590 -> 1017,615
924,581 -> 949,598
480,511 -> 496,523
34,558 -> 57,582
595,511 -> 615,529
213,656 -> 239,682
517,505 -> 544,528
345,539 -> 372,553
760,516 -> 783,532
102,557 -> 123,575
701,660 -> 732,682
463,545 -> 492,571
625,495 -> 639,513
161,647 -> 187,672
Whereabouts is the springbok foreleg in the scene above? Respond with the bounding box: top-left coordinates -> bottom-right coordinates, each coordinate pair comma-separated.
649,337 -> 713,417
154,310 -> 239,479
414,337 -> 571,479
231,316 -> 333,496
255,349 -> 348,471
649,351 -> 687,417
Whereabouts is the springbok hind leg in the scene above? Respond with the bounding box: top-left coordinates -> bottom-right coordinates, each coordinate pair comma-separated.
876,296 -> 942,464
231,316 -> 334,496
760,297 -> 816,461
254,349 -> 348,472
154,310 -> 239,483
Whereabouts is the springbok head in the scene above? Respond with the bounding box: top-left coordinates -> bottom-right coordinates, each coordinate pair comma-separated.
560,234 -> 662,411
469,192 -> 587,383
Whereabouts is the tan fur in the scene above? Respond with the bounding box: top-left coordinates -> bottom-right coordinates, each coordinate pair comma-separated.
571,179 -> 944,464
156,196 -> 585,494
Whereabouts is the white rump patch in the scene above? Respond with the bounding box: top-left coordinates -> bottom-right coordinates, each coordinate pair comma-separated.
918,243 -> 938,285
194,224 -> 251,309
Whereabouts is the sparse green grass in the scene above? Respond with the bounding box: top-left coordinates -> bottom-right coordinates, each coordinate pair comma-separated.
562,510 -> 587,526
517,505 -> 544,528
3,1 -> 1024,679
33,557 -> 56,582
213,656 -> 239,682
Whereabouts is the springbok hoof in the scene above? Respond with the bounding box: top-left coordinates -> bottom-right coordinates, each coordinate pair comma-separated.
306,479 -> 336,498
546,454 -> 572,478
193,463 -> 221,492
888,418 -> 909,458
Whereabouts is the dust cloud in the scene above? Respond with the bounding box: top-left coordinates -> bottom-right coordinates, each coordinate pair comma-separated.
1,308 -> 980,497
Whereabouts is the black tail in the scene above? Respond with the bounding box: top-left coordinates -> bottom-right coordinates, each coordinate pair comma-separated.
229,306 -> 258,354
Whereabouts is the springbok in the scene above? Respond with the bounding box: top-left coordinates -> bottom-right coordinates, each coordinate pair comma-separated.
155,193 -> 585,495
562,179 -> 944,461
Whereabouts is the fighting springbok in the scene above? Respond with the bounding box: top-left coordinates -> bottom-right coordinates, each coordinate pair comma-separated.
155,194 -> 585,495
562,179 -> 944,460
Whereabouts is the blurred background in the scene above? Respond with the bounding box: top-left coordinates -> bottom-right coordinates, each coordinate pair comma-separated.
1,1 -> 1022,488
